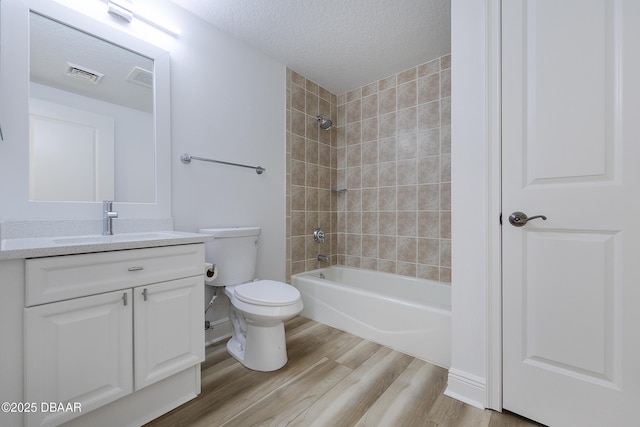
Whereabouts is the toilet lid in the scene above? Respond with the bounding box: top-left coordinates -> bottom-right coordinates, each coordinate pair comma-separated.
233,280 -> 301,306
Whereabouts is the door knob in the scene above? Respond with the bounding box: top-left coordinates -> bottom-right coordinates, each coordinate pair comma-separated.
508,211 -> 547,227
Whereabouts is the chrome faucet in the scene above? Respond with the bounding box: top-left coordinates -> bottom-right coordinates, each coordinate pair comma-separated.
102,200 -> 118,235
317,254 -> 329,263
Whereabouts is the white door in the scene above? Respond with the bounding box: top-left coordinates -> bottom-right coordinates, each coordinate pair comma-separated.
502,1 -> 640,426
24,290 -> 133,427
29,99 -> 115,202
134,277 -> 204,390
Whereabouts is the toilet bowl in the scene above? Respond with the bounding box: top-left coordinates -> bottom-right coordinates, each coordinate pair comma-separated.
200,227 -> 303,371
223,280 -> 303,371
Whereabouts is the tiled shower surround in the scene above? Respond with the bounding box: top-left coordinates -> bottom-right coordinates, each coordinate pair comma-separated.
286,54 -> 451,283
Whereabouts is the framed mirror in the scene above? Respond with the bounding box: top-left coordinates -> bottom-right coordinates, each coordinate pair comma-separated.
0,0 -> 171,220
29,12 -> 155,203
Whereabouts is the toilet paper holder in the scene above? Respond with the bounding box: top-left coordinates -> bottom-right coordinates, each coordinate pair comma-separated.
204,263 -> 218,284
206,264 -> 216,278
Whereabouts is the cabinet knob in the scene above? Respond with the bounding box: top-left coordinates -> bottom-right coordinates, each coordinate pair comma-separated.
142,288 -> 148,301
122,292 -> 128,306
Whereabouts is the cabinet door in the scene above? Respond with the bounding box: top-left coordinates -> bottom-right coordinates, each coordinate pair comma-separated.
134,277 -> 204,390
24,290 -> 133,427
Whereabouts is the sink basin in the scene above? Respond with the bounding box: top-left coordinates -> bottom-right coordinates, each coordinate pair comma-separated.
52,232 -> 183,245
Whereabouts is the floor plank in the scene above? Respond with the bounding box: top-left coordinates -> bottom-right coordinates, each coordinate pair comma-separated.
145,317 -> 545,427
353,359 -> 447,427
221,358 -> 351,426
287,347 -> 413,426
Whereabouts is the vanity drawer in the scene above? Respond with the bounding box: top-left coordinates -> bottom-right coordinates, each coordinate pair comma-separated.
26,244 -> 204,306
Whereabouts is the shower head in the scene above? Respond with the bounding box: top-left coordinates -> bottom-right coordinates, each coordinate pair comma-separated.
316,115 -> 333,131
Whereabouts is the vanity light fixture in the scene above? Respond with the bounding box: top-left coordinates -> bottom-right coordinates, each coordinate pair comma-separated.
134,13 -> 181,38
105,0 -> 181,37
107,0 -> 133,23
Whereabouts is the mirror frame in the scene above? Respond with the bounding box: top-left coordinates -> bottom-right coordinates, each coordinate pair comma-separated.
0,0 -> 171,220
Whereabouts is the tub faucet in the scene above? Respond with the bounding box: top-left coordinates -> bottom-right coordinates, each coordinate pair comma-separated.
102,200 -> 118,235
317,254 -> 329,263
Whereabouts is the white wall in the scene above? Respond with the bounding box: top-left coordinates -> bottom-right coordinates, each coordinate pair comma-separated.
163,2 -> 287,340
164,4 -> 286,283
446,0 -> 500,409
0,0 -> 286,282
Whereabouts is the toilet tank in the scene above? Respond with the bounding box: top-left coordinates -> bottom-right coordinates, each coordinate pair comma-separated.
199,227 -> 261,286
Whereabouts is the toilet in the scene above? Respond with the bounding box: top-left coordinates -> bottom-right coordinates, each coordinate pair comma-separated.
199,227 -> 303,371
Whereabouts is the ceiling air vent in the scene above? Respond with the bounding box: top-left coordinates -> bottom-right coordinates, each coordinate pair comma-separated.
66,63 -> 104,84
126,66 -> 153,88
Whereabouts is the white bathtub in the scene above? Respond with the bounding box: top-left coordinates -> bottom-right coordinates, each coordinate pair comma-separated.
291,266 -> 451,368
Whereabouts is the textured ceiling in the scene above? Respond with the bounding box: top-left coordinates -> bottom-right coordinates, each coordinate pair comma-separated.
170,0 -> 451,94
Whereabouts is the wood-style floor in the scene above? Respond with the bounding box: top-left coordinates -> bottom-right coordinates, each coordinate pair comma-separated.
146,317 -> 545,427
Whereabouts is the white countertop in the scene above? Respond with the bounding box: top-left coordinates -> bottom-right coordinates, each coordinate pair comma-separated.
0,231 -> 214,260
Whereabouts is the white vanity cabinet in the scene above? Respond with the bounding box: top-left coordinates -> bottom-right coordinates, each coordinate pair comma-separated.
133,276 -> 204,390
24,290 -> 134,427
22,244 -> 205,427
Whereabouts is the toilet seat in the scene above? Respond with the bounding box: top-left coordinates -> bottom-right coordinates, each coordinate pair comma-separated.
234,280 -> 300,306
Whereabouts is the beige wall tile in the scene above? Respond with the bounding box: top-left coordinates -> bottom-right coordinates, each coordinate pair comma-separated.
362,117 -> 379,142
347,99 -> 362,123
379,138 -> 397,162
397,107 -> 417,135
418,73 -> 440,104
292,110 -> 306,136
379,236 -> 397,260
418,59 -> 440,77
397,159 -> 417,185
397,237 -> 417,262
362,81 -> 378,97
362,166 -> 379,190
379,211 -> 397,236
418,184 -> 440,210
418,129 -> 440,157
398,67 -> 417,84
440,54 -> 451,70
379,113 -> 397,139
418,101 -> 441,131
362,141 -> 379,165
378,88 -> 397,115
346,87 -> 361,102
397,133 -> 417,160
378,75 -> 396,91
286,54 -> 451,284
292,83 -> 306,112
397,185 -> 417,211
362,212 -> 378,235
397,81 -> 417,110
397,212 -> 417,237
346,122 -> 362,145
362,94 -> 379,119
418,238 -> 440,265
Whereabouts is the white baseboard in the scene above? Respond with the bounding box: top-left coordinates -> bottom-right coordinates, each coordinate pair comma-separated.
204,317 -> 232,346
444,368 -> 487,409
